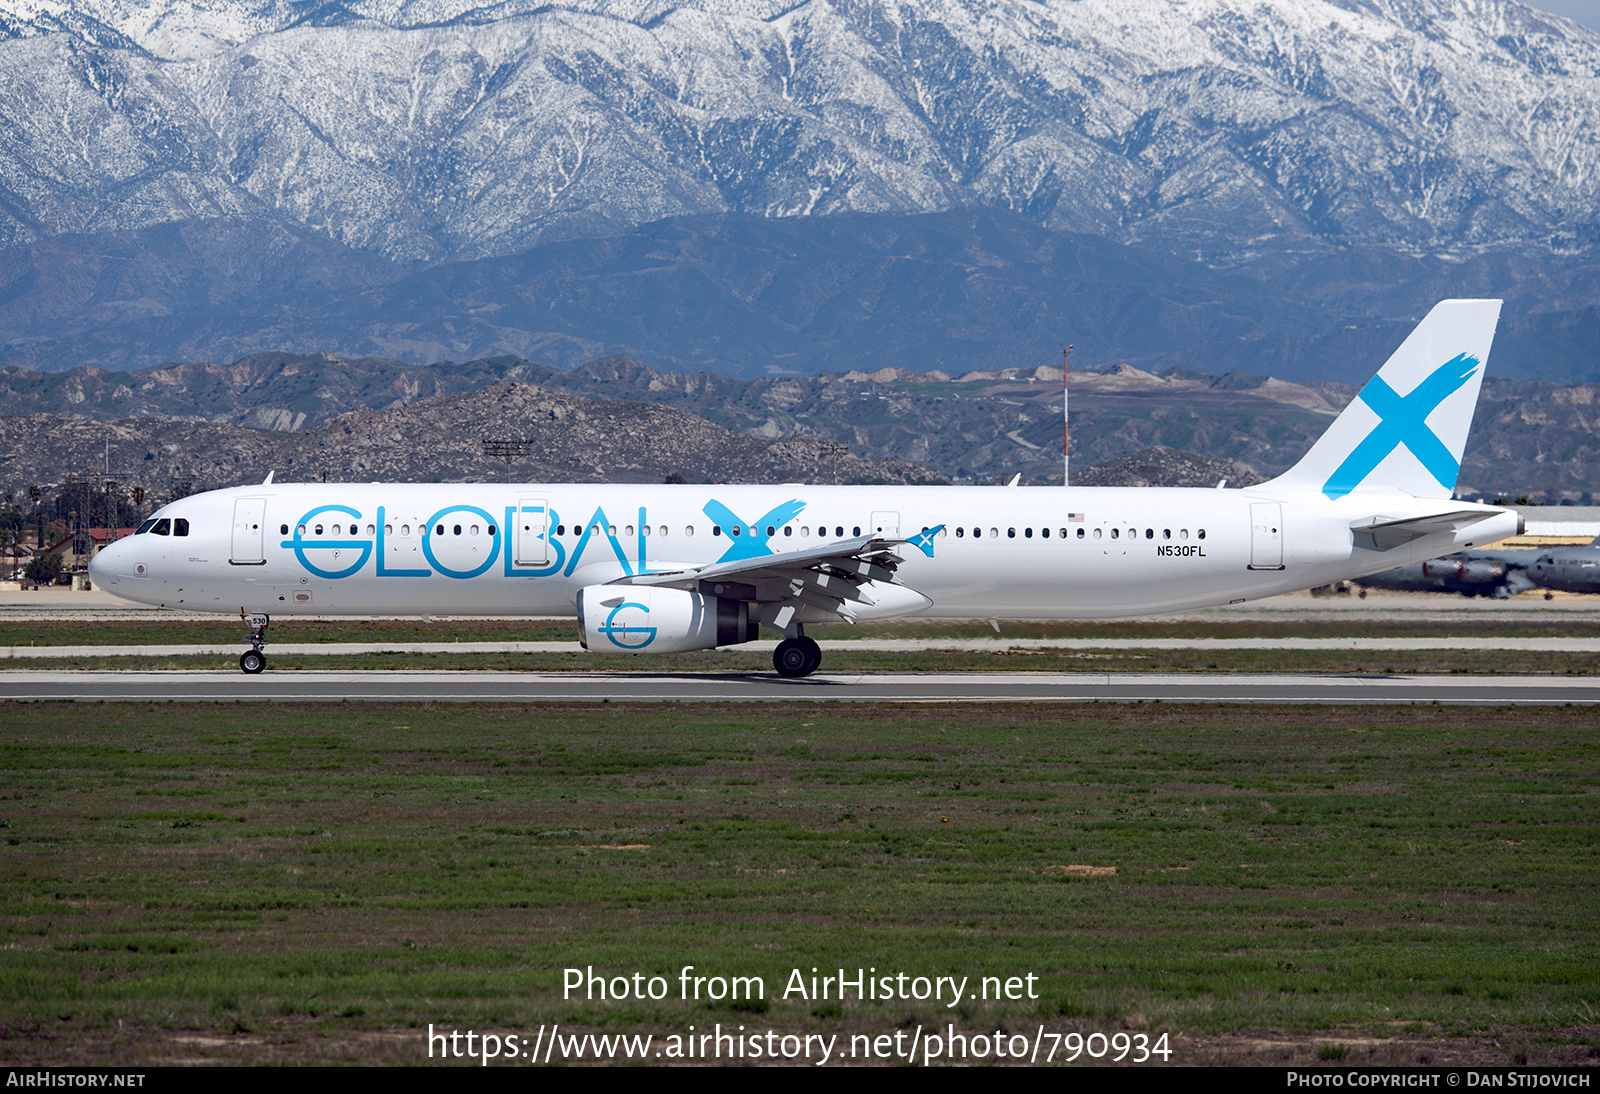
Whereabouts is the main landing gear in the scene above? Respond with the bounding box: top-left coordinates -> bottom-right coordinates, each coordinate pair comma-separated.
240,612 -> 269,674
773,635 -> 822,678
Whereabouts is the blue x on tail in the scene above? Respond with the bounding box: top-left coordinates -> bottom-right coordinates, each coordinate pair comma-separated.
1263,300 -> 1500,502
1322,353 -> 1480,500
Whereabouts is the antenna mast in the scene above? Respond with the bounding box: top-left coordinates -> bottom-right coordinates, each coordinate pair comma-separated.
1062,344 -> 1073,487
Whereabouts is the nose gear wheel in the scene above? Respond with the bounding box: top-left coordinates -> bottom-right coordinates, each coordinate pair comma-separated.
239,611 -> 270,674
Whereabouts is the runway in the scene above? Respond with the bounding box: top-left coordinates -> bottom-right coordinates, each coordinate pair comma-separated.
7,634 -> 1600,658
5,669 -> 1597,704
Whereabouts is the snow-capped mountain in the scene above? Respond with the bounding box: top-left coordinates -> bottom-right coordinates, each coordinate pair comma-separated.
0,0 -> 1597,264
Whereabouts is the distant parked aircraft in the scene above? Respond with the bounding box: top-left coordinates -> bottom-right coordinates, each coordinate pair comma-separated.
1528,538 -> 1600,598
1357,550 -> 1540,598
1358,537 -> 1600,599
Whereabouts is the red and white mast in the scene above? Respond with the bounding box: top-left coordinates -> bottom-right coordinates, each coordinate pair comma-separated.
1062,344 -> 1073,487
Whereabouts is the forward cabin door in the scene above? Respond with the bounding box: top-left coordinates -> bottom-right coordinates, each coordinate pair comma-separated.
230,498 -> 267,565
516,499 -> 550,566
1249,502 -> 1284,571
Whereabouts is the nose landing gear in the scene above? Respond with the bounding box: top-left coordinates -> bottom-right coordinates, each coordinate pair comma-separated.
240,612 -> 269,674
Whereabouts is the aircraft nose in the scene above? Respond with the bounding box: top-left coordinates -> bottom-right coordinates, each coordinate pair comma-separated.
88,543 -> 111,585
89,536 -> 128,586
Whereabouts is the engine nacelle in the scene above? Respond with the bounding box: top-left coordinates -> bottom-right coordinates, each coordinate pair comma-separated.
576,586 -> 758,654
1456,559 -> 1507,585
1421,558 -> 1464,581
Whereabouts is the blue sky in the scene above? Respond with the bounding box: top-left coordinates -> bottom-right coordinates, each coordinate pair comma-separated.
1527,0 -> 1600,30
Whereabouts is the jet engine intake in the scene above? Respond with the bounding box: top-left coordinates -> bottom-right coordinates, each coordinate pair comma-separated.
576,586 -> 757,654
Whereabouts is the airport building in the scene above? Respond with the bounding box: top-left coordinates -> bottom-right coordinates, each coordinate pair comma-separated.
1501,506 -> 1600,548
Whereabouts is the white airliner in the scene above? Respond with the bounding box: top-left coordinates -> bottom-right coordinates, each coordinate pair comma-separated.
90,300 -> 1521,677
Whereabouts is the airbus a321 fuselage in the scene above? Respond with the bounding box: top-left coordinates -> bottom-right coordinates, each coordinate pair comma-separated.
90,300 -> 1522,677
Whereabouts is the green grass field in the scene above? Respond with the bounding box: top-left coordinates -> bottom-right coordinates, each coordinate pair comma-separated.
0,702 -> 1595,1065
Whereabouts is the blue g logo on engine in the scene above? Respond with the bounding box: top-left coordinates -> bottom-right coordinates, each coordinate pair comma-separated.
282,505 -> 373,579
599,601 -> 656,650
421,505 -> 501,579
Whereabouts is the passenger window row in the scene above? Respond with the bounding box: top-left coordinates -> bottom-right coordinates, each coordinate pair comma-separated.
250,519 -> 1207,545
154,516 -> 1209,550
953,526 -> 1207,541
283,523 -> 501,537
541,524 -> 875,539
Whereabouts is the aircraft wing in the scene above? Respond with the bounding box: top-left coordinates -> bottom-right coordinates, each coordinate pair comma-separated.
1350,509 -> 1518,551
611,535 -> 912,626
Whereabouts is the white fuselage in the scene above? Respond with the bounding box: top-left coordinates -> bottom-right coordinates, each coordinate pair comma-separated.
89,482 -> 1518,621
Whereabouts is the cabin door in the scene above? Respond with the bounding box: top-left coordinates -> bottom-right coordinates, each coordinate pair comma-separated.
516,499 -> 550,566
230,498 -> 267,565
1249,503 -> 1284,570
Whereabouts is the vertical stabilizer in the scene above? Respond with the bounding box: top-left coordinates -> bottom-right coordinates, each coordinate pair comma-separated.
1264,300 -> 1501,500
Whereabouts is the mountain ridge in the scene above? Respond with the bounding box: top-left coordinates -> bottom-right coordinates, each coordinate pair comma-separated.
0,379 -> 952,505
0,0 -> 1596,265
4,345 -> 1595,497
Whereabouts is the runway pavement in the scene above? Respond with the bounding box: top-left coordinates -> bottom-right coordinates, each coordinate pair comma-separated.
4,669 -> 1597,704
6,635 -> 1600,658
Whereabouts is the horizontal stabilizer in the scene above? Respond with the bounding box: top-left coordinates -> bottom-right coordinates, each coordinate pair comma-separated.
1351,509 -> 1514,552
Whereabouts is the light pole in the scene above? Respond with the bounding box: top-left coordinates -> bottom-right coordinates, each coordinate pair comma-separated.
817,440 -> 848,485
482,438 -> 532,479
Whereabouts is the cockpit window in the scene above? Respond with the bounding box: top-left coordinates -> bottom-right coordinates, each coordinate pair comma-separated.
136,519 -> 157,535
173,518 -> 189,537
151,518 -> 171,535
